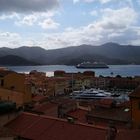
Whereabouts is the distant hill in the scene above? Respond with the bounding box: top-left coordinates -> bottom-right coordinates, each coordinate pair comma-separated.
0,42 -> 140,65
0,46 -> 47,61
37,42 -> 140,65
0,55 -> 39,66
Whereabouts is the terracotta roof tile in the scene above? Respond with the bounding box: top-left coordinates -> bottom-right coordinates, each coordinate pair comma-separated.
88,107 -> 131,123
129,86 -> 140,98
67,109 -> 88,123
5,112 -> 106,140
33,102 -> 58,117
32,95 -> 47,102
0,70 -> 15,77
116,130 -> 140,140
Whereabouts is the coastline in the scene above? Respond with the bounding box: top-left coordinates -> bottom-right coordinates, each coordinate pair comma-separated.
5,65 -> 140,77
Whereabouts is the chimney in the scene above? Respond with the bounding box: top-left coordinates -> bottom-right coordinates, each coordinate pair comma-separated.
106,121 -> 117,140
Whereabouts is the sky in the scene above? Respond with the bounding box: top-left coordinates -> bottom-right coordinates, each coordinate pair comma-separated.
0,0 -> 140,49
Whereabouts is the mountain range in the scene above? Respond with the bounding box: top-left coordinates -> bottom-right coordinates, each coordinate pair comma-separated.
0,42 -> 140,66
0,55 -> 39,66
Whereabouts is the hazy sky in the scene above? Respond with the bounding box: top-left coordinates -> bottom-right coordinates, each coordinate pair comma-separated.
0,0 -> 140,49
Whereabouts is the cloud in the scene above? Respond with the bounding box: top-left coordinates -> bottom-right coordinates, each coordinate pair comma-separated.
0,32 -> 20,38
0,32 -> 40,48
38,18 -> 60,30
0,32 -> 21,47
99,7 -> 137,30
14,11 -> 58,27
0,0 -> 60,28
0,5 -> 139,49
73,0 -> 133,5
131,39 -> 140,45
73,0 -> 111,4
15,15 -> 37,26
90,10 -> 98,16
99,0 -> 112,4
0,12 -> 20,20
38,7 -> 139,49
73,0 -> 95,3
73,0 -> 80,3
0,0 -> 59,13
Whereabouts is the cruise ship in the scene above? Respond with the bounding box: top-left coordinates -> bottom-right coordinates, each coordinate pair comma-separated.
76,61 -> 109,69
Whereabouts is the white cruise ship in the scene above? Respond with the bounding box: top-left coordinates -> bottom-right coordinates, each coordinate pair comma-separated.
76,61 -> 109,69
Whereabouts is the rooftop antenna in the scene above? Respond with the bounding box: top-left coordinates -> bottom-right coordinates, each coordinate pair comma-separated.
72,73 -> 74,92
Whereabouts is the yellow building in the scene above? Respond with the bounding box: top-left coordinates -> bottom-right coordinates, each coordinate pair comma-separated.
0,68 -> 14,87
0,72 -> 32,106
0,88 -> 23,107
129,86 -> 140,128
45,77 -> 70,96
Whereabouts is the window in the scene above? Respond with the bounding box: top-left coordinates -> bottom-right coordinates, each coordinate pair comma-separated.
1,79 -> 4,86
138,102 -> 140,109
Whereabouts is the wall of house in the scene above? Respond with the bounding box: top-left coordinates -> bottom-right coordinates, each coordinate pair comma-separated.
0,88 -> 24,107
86,114 -> 131,129
1,73 -> 32,104
4,73 -> 25,92
131,98 -> 140,128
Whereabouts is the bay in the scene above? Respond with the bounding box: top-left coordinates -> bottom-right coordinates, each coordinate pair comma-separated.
7,65 -> 140,77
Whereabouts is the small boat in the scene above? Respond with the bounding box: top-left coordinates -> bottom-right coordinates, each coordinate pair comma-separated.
111,93 -> 120,97
76,61 -> 109,69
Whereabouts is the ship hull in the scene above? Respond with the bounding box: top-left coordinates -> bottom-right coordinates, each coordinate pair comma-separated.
76,66 -> 109,69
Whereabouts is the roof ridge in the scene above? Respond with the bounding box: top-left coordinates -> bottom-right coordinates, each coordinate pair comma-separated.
23,112 -> 106,130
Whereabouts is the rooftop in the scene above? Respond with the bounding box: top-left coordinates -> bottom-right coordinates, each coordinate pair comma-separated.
33,102 -> 58,117
67,109 -> 88,123
87,107 -> 131,123
4,112 -> 140,140
32,95 -> 47,102
5,112 -> 106,140
0,69 -> 15,77
129,86 -> 140,98
116,129 -> 140,140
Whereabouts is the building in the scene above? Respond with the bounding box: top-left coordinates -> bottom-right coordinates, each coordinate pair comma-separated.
108,77 -> 140,89
46,77 -> 70,96
86,106 -> 131,129
0,72 -> 32,107
27,70 -> 47,96
0,68 -> 15,88
5,112 -> 107,140
5,112 -> 140,140
54,70 -> 95,78
54,71 -> 95,90
129,86 -> 140,128
57,99 -> 77,118
92,77 -> 109,89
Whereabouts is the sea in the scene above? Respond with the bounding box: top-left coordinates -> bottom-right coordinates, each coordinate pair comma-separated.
7,65 -> 140,77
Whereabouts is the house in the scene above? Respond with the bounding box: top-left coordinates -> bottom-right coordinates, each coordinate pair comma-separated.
86,106 -> 131,129
5,112 -> 140,140
0,68 -> 15,88
5,112 -> 107,140
108,77 -> 140,89
129,86 -> 140,128
92,77 -> 109,89
85,98 -> 131,129
54,71 -> 95,90
0,72 -> 32,107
